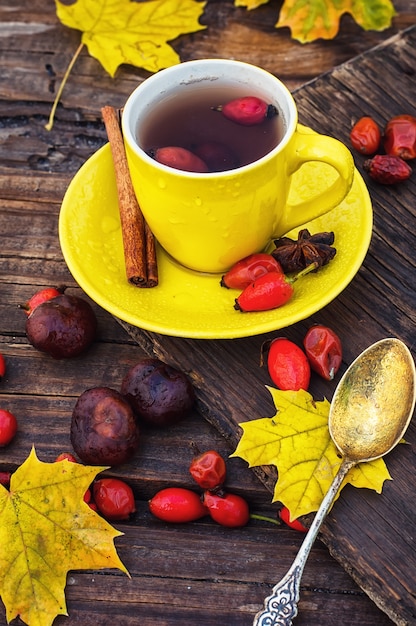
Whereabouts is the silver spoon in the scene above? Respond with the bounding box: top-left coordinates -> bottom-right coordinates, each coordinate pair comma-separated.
253,337 -> 416,626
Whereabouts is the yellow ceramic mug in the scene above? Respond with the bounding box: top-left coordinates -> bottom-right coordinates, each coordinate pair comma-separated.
122,59 -> 354,274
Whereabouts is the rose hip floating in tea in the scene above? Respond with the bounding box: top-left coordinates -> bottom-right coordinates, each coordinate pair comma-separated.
213,96 -> 277,126
193,141 -> 239,172
150,146 -> 209,173
141,86 -> 282,175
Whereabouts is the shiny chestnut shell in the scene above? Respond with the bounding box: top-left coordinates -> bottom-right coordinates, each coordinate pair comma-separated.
121,358 -> 195,427
25,293 -> 97,359
70,387 -> 140,466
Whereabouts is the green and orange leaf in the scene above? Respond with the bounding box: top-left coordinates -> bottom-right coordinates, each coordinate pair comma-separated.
275,0 -> 396,43
234,0 -> 397,42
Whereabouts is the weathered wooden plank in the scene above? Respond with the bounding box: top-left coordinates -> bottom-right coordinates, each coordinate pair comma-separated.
51,507 -> 393,626
2,4 -> 416,625
114,28 -> 416,626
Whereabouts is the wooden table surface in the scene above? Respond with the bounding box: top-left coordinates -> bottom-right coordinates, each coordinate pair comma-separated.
1,2 -> 416,625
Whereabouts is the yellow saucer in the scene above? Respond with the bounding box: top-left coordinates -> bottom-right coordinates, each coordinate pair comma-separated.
59,141 -> 372,339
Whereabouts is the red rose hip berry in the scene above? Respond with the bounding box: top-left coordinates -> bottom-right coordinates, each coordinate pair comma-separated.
234,263 -> 318,313
0,409 -> 18,446
149,487 -> 207,523
383,114 -> 416,160
22,286 -> 62,316
221,253 -> 283,290
349,116 -> 381,155
265,337 -> 310,391
203,491 -> 250,528
363,154 -> 412,184
279,506 -> 307,532
150,146 -> 209,173
214,96 -> 277,126
54,452 -> 78,463
93,478 -> 136,521
303,324 -> 342,381
189,449 -> 227,490
23,286 -> 97,359
0,472 -> 11,488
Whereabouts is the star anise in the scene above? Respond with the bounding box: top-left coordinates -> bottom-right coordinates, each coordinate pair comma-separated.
271,229 -> 336,273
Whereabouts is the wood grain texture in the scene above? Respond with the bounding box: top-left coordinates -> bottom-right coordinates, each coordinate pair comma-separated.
118,27 -> 416,626
1,2 -> 416,625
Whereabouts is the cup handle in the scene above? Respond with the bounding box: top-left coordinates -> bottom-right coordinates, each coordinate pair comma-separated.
275,124 -> 355,238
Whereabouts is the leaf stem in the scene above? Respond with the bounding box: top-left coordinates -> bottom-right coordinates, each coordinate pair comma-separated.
250,513 -> 280,526
45,41 -> 85,131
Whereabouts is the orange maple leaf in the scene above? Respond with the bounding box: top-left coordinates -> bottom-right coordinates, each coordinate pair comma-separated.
276,0 -> 396,42
234,0 -> 397,43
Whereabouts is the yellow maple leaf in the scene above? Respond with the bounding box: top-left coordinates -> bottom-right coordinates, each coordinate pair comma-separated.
234,0 -> 269,9
275,0 -> 397,43
0,448 -> 128,626
55,0 -> 207,76
232,387 -> 391,520
47,0 -> 206,130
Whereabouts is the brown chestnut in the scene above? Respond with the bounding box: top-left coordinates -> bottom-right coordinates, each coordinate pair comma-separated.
25,292 -> 97,359
70,387 -> 140,465
121,358 -> 195,428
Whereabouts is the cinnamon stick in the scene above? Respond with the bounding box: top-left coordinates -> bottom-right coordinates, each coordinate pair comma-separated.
101,105 -> 158,287
144,222 -> 158,287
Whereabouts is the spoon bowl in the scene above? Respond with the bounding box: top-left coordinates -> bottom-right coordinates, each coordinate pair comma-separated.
330,337 -> 416,462
254,338 -> 416,626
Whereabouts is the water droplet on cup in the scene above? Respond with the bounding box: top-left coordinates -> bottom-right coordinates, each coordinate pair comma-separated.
101,216 -> 119,234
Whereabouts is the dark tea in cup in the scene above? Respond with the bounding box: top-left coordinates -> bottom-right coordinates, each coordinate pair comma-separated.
138,84 -> 285,172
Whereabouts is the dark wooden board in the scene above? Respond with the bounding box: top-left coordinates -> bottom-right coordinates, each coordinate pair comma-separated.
0,202 -> 393,626
1,3 -> 416,624
117,27 -> 416,625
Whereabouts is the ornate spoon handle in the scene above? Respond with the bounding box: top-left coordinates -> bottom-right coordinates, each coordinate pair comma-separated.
253,458 -> 354,626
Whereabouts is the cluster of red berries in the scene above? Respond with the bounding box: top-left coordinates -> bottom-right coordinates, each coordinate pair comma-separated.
263,325 -> 343,393
149,449 -> 250,528
55,452 -> 136,521
350,114 -> 415,185
220,251 -> 319,313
